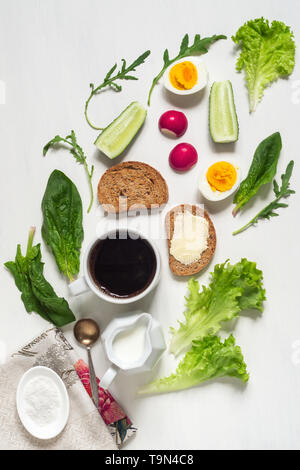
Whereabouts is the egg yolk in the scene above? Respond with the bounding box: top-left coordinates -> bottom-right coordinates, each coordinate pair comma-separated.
169,61 -> 198,90
206,161 -> 237,192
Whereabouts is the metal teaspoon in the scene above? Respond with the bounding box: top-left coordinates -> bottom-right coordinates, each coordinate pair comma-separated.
74,318 -> 100,410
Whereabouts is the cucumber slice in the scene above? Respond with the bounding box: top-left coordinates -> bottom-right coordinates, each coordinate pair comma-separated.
94,101 -> 147,159
209,80 -> 239,143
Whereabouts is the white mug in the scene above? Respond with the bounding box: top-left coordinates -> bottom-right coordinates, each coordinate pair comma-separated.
100,313 -> 166,389
69,229 -> 161,305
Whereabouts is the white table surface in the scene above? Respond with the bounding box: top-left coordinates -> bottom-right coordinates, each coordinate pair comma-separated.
1,0 -> 300,450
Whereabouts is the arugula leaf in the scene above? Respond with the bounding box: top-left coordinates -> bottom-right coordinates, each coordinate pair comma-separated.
85,50 -> 150,129
147,33 -> 226,105
232,18 -> 295,112
169,259 -> 266,356
138,335 -> 249,395
5,227 -> 75,327
41,170 -> 84,281
233,161 -> 295,235
43,131 -> 94,213
233,132 -> 282,215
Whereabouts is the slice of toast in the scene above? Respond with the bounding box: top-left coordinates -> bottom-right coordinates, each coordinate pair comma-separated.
166,204 -> 216,276
98,161 -> 169,213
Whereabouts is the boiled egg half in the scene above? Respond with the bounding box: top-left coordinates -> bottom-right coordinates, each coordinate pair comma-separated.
164,57 -> 208,95
199,160 -> 241,202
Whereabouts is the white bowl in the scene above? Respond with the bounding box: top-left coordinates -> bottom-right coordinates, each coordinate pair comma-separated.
16,366 -> 69,440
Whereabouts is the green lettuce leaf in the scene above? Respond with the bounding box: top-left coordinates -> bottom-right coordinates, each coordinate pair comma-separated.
232,18 -> 295,112
138,335 -> 249,395
169,259 -> 266,356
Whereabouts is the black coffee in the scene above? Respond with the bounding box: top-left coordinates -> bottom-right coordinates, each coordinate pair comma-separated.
88,231 -> 157,298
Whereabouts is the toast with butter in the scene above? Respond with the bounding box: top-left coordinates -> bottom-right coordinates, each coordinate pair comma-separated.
165,204 -> 216,276
98,161 -> 169,213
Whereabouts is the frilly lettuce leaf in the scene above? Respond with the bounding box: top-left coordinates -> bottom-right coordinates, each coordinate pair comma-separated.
232,18 -> 295,112
138,335 -> 249,395
169,259 -> 266,356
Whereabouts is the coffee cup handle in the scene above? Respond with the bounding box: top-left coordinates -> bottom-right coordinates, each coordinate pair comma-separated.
69,277 -> 89,296
100,365 -> 118,390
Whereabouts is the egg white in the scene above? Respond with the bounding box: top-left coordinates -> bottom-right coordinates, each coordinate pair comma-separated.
163,57 -> 208,96
199,160 -> 241,202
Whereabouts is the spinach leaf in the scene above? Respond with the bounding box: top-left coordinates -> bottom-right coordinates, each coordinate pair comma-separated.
233,132 -> 282,215
5,246 -> 45,317
233,160 -> 295,235
42,170 -> 84,282
5,227 -> 75,327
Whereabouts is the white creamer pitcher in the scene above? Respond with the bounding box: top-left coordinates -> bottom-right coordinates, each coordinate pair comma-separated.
100,313 -> 166,389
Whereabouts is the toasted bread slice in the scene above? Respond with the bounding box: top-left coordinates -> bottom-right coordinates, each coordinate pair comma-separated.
98,161 -> 169,213
166,204 -> 216,276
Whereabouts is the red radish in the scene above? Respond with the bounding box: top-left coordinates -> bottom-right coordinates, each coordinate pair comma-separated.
169,143 -> 198,172
159,110 -> 188,138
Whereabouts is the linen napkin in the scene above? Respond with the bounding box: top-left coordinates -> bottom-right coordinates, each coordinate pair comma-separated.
0,327 -> 136,450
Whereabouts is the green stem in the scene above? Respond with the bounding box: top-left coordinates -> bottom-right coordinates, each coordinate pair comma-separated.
233,195 -> 282,235
232,203 -> 242,217
147,70 -> 165,106
233,202 -> 269,234
58,137 -> 94,213
84,78 -> 120,130
85,162 -> 94,213
26,226 -> 36,256
232,219 -> 255,236
84,94 -> 104,131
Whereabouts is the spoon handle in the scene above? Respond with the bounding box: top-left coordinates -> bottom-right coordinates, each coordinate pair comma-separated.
87,347 -> 99,410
